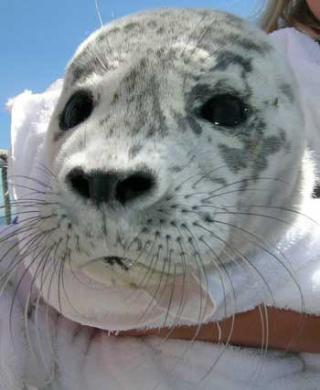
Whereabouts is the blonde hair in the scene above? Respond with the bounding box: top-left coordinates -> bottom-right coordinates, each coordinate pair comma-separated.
260,0 -> 320,33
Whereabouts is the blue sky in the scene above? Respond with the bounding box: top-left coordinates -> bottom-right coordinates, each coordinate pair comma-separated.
0,0 -> 262,150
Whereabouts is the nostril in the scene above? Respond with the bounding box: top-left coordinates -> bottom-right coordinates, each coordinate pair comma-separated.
66,168 -> 156,206
66,168 -> 90,199
116,172 -> 155,204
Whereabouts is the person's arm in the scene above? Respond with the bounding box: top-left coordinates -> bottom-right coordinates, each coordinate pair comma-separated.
120,307 -> 320,353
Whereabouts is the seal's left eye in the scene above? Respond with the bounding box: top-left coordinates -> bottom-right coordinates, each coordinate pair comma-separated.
199,94 -> 248,128
60,90 -> 94,130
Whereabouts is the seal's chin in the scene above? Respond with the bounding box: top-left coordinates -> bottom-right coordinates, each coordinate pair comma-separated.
76,254 -> 176,288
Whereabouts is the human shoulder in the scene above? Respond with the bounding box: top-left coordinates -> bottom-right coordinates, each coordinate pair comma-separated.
269,27 -> 303,51
269,27 -> 320,62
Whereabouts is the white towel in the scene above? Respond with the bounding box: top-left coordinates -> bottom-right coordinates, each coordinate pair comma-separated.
2,79 -> 320,389
270,28 -> 320,174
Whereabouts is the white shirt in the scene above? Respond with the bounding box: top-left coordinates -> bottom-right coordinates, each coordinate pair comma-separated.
270,28 -> 320,173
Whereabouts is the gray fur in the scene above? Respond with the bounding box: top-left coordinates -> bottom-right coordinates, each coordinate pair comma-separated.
42,8 -> 310,290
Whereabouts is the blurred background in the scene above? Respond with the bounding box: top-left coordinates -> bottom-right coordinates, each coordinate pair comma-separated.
0,0 -> 263,220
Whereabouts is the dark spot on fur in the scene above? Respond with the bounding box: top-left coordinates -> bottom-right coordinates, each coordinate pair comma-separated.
223,13 -> 244,28
146,126 -> 157,138
101,27 -> 121,39
212,51 -> 253,76
169,165 -> 183,173
203,213 -> 214,223
174,113 -> 188,133
226,33 -> 271,54
147,20 -> 157,28
279,84 -> 295,103
100,114 -> 111,127
218,127 -> 286,175
139,57 -> 148,69
112,93 -> 119,105
189,83 -> 212,102
144,76 -> 168,137
128,144 -> 142,159
124,22 -> 141,32
156,48 -> 165,58
211,177 -> 227,186
125,68 -> 140,91
272,97 -> 279,107
186,116 -> 202,135
71,57 -> 113,85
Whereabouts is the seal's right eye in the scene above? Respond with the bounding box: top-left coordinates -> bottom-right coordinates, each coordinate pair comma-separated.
60,90 -> 94,130
199,94 -> 248,128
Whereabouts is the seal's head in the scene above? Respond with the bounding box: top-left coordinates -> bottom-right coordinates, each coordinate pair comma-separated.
33,9 -> 309,293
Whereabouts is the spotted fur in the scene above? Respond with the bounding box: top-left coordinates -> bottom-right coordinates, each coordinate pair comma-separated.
23,9 -> 312,297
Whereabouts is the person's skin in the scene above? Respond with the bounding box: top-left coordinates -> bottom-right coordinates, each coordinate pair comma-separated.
307,0 -> 320,21
120,307 -> 320,353
298,0 -> 320,39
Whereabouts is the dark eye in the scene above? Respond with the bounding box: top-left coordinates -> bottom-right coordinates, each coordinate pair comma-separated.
60,90 -> 94,130
199,94 -> 248,127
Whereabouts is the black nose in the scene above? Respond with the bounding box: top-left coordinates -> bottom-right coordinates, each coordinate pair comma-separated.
66,167 -> 156,206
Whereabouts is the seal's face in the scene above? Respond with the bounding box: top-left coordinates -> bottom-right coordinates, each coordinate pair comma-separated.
42,9 -> 305,288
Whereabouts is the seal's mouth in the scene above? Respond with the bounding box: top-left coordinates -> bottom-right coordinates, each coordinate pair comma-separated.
103,256 -> 132,271
78,255 -> 134,272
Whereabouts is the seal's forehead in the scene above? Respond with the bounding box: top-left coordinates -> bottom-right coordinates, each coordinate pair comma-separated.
67,9 -> 273,86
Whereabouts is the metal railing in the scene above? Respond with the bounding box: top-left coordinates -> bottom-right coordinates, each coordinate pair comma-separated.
0,150 -> 11,225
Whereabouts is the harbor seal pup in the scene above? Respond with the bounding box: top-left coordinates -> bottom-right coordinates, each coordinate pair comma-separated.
13,9 -> 313,324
